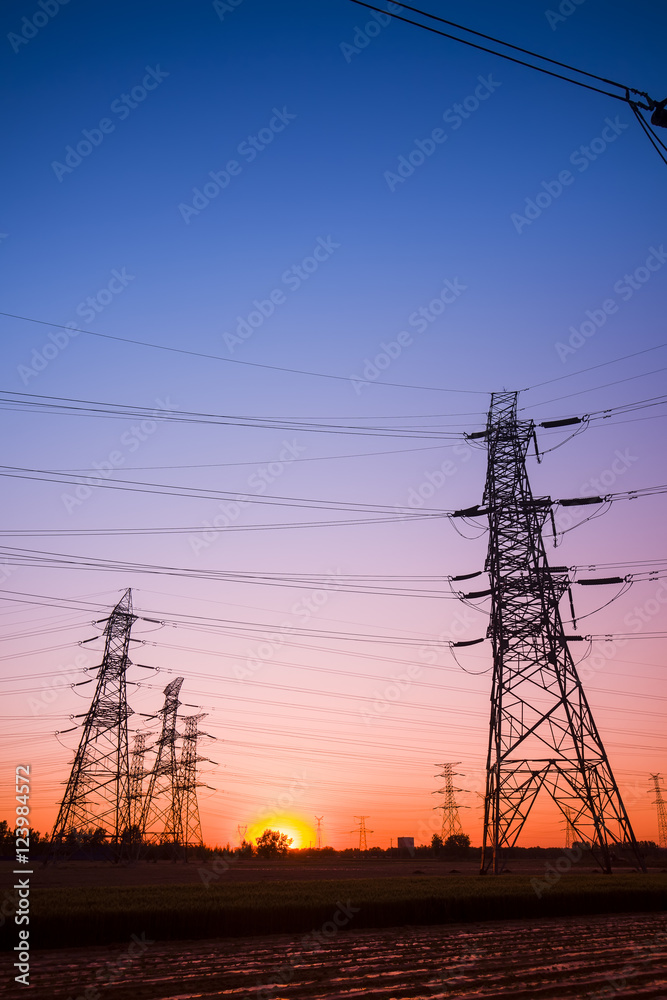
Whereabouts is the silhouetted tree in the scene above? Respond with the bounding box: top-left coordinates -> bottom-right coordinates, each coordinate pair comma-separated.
445,833 -> 470,849
255,829 -> 293,857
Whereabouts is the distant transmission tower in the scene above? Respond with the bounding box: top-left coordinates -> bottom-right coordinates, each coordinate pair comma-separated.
237,824 -> 248,844
177,714 -> 206,858
352,815 -> 372,850
432,762 -> 467,840
650,774 -> 667,848
562,806 -> 576,849
455,392 -> 645,874
129,733 -> 147,832
140,677 -> 184,846
51,589 -> 136,855
315,815 -> 324,849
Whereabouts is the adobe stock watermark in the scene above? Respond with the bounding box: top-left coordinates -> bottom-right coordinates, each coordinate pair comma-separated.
360,664 -> 423,726
189,439 -> 306,555
222,236 -> 341,352
253,771 -> 309,830
17,267 -> 136,385
234,570 -> 343,683
178,107 -> 296,224
340,2 -> 403,62
384,75 -> 501,191
197,773 -> 308,888
28,652 -> 91,716
51,67 -> 169,181
349,276 -> 467,394
553,448 -> 639,529
511,117 -> 628,234
8,0 -> 70,54
545,0 -> 586,31
531,842 -> 584,897
572,579 -> 667,702
395,441 -> 474,512
555,245 -> 666,361
213,0 -> 244,20
69,932 -> 154,1000
586,925 -> 667,1000
256,900 -> 360,999
61,397 -> 176,514
0,558 -> 17,586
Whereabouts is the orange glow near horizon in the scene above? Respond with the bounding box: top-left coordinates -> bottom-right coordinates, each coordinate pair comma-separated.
246,815 -> 317,850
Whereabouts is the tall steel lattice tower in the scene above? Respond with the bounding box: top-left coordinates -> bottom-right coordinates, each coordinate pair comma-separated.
352,815 -> 372,850
315,815 -> 324,850
51,589 -> 136,853
466,392 -> 644,874
177,714 -> 206,857
432,762 -> 466,841
129,733 -> 147,832
140,677 -> 184,845
562,806 -> 576,849
650,774 -> 667,848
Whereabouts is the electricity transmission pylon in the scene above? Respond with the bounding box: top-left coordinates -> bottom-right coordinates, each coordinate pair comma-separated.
315,815 -> 324,849
177,714 -> 207,858
50,589 -> 136,855
458,392 -> 644,874
140,677 -> 184,846
562,806 -> 576,849
649,774 -> 667,847
352,815 -> 372,850
237,824 -> 248,844
432,762 -> 467,841
129,733 -> 147,831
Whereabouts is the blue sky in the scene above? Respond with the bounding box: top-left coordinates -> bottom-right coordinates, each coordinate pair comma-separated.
1,0 -> 666,847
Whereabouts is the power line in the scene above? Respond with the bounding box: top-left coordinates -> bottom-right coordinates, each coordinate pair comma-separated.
522,343 -> 667,393
346,0 -> 653,106
345,1 -> 666,168
0,310 -> 487,395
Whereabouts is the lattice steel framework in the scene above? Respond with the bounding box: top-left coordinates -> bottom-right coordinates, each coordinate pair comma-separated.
650,774 -> 667,848
315,815 -> 324,850
432,762 -> 466,841
129,733 -> 147,838
51,589 -> 136,852
140,677 -> 184,845
352,815 -> 372,850
478,392 -> 644,874
562,805 -> 576,849
177,714 -> 206,855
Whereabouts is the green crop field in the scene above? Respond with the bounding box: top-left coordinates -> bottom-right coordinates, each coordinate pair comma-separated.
11,873 -> 667,949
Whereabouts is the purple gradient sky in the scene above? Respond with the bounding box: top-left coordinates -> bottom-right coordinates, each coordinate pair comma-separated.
0,0 -> 665,847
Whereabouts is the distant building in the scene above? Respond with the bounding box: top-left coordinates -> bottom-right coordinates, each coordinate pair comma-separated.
397,837 -> 415,855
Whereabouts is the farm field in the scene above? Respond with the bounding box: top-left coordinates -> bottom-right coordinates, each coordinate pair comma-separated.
1,911 -> 665,1000
3,872 -> 666,949
1,856 -> 661,888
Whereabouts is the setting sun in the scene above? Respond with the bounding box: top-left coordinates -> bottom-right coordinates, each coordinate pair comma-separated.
246,815 -> 317,850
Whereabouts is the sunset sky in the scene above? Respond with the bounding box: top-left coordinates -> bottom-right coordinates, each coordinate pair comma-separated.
1,0 -> 665,850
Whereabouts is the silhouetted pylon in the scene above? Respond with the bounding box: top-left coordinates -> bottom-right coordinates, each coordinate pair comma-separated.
129,733 -> 147,831
50,589 -> 136,855
432,762 -> 467,841
315,815 -> 324,850
140,677 -> 184,845
456,392 -> 645,874
177,714 -> 207,857
650,774 -> 667,848
352,815 -> 372,850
